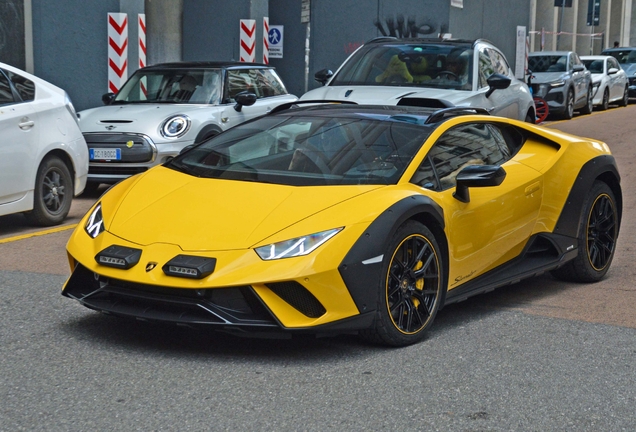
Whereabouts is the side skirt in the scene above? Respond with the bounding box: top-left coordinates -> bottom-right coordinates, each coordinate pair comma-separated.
444,233 -> 578,306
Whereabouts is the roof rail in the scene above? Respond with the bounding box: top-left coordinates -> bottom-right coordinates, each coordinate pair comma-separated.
269,100 -> 358,114
424,107 -> 491,124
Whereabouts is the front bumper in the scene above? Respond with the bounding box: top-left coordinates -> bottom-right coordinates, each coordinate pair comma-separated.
84,132 -> 191,183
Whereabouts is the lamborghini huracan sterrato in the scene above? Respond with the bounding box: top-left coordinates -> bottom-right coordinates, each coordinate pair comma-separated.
62,102 -> 622,346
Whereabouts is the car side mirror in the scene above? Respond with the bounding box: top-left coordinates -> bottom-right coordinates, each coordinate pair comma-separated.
573,65 -> 585,72
102,92 -> 116,105
485,73 -> 511,98
608,67 -> 619,75
233,91 -> 257,112
314,69 -> 334,86
453,165 -> 506,203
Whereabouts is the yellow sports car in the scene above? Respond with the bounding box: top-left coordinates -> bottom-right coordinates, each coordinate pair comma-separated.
63,103 -> 622,346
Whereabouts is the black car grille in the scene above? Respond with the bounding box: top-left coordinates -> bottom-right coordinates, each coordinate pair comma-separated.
629,77 -> 636,86
84,133 -> 155,163
89,166 -> 148,176
63,264 -> 277,327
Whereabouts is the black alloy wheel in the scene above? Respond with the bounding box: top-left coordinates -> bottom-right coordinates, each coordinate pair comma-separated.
361,221 -> 445,346
600,88 -> 609,110
552,181 -> 618,282
24,156 -> 73,226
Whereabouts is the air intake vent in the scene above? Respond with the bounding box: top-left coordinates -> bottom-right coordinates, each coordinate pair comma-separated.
99,120 -> 134,123
266,281 -> 326,318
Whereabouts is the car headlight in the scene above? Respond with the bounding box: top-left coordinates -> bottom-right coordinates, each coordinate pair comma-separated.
85,203 -> 105,238
160,114 -> 191,138
254,227 -> 343,260
592,81 -> 600,89
549,80 -> 565,88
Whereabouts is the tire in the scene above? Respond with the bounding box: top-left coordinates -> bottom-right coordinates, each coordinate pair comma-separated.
563,89 -> 575,119
360,221 -> 446,347
580,87 -> 593,115
81,181 -> 102,196
600,88 -> 609,111
551,181 -> 619,283
524,111 -> 535,124
24,156 -> 73,226
618,85 -> 629,107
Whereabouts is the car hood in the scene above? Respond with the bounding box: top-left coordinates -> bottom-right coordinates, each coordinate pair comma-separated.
301,85 -> 473,106
528,72 -> 568,84
78,103 -> 219,134
105,167 -> 380,251
620,63 -> 636,77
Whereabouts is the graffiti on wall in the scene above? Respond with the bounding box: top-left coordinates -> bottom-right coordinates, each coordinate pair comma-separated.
374,14 -> 448,38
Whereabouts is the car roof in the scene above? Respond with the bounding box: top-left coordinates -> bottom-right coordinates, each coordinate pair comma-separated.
363,37 -> 476,48
580,55 -> 607,59
602,47 -> 636,52
143,61 -> 270,70
270,102 -> 490,125
529,51 -> 572,56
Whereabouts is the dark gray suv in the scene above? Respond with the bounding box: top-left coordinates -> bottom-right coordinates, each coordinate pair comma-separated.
527,51 -> 593,119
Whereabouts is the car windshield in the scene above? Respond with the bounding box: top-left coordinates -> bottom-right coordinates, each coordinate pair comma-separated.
113,68 -> 223,104
528,55 -> 568,72
165,114 -> 432,186
330,42 -> 474,90
603,49 -> 636,65
582,59 -> 604,73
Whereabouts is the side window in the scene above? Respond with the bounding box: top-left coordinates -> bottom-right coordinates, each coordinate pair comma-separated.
226,69 -> 256,101
254,69 -> 287,97
490,49 -> 511,76
411,123 -> 510,191
0,71 -> 15,105
609,57 -> 620,70
5,71 -> 35,101
478,49 -> 495,88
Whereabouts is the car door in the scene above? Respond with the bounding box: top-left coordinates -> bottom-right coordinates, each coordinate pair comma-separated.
412,122 -> 542,288
0,69 -> 39,206
607,57 -> 623,100
220,68 -> 296,130
570,53 -> 587,104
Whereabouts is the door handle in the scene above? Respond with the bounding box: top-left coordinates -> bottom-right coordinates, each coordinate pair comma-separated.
19,118 -> 35,130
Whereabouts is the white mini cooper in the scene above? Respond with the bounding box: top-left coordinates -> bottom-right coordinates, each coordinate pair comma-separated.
78,62 -> 297,190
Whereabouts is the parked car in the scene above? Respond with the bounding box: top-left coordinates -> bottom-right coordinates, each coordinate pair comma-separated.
63,102 -> 621,347
581,55 -> 629,110
300,38 -> 536,122
78,62 -> 297,190
0,62 -> 88,226
527,51 -> 593,119
600,46 -> 636,98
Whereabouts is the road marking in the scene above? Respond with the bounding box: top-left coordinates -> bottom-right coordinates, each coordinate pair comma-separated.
0,224 -> 77,244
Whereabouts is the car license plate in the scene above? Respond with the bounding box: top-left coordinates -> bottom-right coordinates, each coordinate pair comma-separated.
90,148 -> 121,161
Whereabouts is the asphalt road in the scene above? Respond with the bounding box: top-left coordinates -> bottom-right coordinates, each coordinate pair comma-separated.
1,106 -> 635,431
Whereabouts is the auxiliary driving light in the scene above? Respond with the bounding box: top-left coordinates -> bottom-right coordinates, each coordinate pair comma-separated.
162,255 -> 217,279
95,245 -> 142,269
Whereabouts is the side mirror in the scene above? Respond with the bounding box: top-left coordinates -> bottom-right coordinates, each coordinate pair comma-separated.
485,73 -> 511,98
233,91 -> 257,112
314,69 -> 334,85
453,165 -> 506,203
102,92 -> 116,105
573,64 -> 585,72
608,67 -> 619,75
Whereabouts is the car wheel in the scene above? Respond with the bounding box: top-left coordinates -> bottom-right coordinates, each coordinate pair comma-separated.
24,156 -> 73,226
580,87 -> 593,115
618,85 -> 629,107
563,89 -> 575,119
360,221 -> 446,347
551,181 -> 618,283
600,88 -> 609,111
524,111 -> 535,124
81,182 -> 102,196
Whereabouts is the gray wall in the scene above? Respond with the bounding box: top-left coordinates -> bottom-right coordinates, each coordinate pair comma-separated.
31,0 -> 144,111
449,0 -> 530,71
0,0 -> 25,68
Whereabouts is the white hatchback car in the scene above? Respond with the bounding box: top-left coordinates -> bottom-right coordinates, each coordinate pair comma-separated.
78,62 -> 297,189
301,38 -> 535,122
0,62 -> 88,226
581,55 -> 629,110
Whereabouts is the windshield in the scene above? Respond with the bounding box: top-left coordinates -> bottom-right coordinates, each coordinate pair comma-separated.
528,55 -> 568,72
114,68 -> 222,104
603,49 -> 636,65
582,59 -> 604,73
165,114 -> 432,186
330,43 -> 474,91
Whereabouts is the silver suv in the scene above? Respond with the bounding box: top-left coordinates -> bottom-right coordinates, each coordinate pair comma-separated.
527,51 -> 593,119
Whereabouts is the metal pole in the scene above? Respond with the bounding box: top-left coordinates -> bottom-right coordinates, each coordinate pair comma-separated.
557,0 -> 565,49
304,22 -> 310,93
